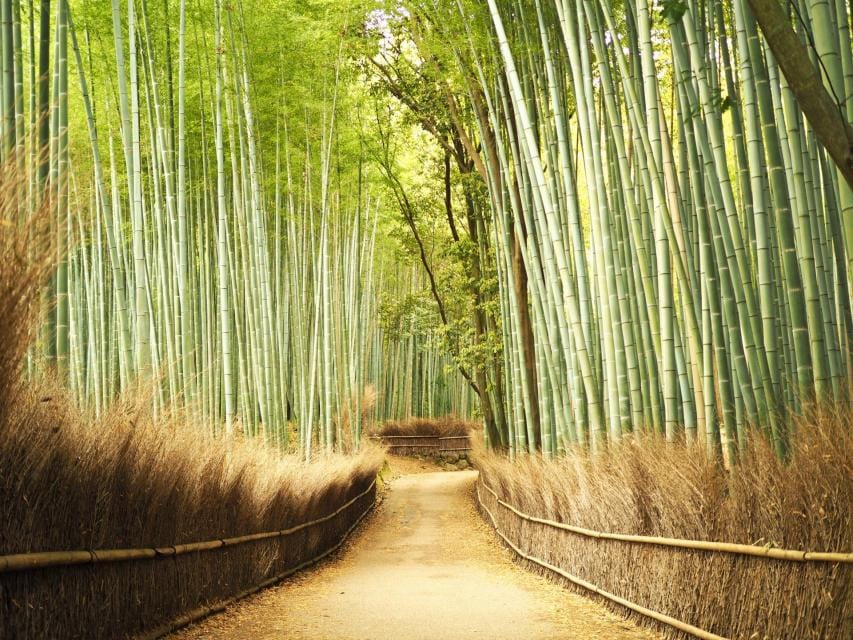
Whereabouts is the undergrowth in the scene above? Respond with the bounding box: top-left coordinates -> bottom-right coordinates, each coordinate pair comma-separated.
474,410 -> 853,639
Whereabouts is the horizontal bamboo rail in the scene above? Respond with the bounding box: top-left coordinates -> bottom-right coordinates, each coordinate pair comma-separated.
137,493 -> 376,640
478,480 -> 853,563
373,434 -> 470,441
476,483 -> 728,640
375,434 -> 473,455
382,443 -> 438,449
0,480 -> 376,574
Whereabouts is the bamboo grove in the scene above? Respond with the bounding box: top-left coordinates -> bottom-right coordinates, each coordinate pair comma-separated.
0,0 -> 472,453
2,0 -> 851,461
403,0 -> 852,459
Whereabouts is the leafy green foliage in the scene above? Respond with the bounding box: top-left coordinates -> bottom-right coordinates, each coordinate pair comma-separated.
660,0 -> 688,23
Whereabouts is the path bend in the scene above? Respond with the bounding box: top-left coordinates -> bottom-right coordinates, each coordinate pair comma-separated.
173,468 -> 659,640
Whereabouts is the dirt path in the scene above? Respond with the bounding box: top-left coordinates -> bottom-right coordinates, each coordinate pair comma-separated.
172,470 -> 659,640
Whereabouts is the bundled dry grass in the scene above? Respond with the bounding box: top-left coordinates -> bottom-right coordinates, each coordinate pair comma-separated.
336,384 -> 379,453
0,169 -> 383,639
0,393 -> 382,639
370,417 -> 479,456
474,413 -> 853,640
374,416 -> 479,438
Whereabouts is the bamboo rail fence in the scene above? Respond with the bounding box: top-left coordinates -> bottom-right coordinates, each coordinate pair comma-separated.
477,486 -> 727,640
137,491 -> 377,639
477,479 -> 853,563
376,434 -> 472,455
0,480 -> 377,574
438,436 -> 473,452
476,478 -> 853,640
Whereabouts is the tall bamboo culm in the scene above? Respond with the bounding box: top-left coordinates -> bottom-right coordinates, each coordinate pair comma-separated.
424,0 -> 853,458
3,0 -> 455,454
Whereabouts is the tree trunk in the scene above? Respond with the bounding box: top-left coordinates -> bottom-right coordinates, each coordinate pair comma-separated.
744,0 -> 853,187
511,220 -> 540,448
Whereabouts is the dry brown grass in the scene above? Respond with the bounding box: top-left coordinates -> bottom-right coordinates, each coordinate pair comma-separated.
0,162 -> 53,416
373,416 -> 480,438
474,411 -> 853,639
0,167 -> 383,639
370,417 -> 479,456
0,392 -> 383,639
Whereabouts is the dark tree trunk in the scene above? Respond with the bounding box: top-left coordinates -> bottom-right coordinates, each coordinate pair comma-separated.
744,0 -> 853,187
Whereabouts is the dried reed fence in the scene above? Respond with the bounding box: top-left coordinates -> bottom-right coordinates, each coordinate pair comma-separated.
375,434 -> 472,455
372,417 -> 478,455
0,171 -> 384,639
0,403 -> 382,640
473,411 -> 853,640
0,481 -> 376,575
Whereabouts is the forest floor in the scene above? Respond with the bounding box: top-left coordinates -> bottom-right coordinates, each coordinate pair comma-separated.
171,462 -> 660,640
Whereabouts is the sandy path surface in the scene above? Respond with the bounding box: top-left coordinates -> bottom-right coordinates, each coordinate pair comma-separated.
172,469 -> 659,640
